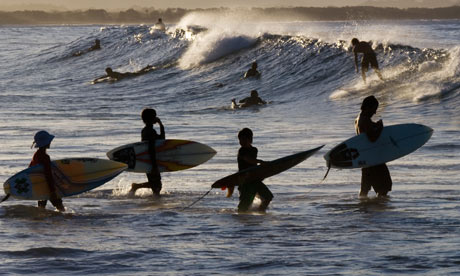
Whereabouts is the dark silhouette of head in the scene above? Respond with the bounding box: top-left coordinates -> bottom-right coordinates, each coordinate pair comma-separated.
158,18 -> 163,23
141,108 -> 157,124
238,128 -> 253,143
351,38 -> 359,46
105,67 -> 113,74
252,62 -> 258,69
95,39 -> 100,45
361,95 -> 379,112
33,130 -> 54,148
250,90 -> 259,98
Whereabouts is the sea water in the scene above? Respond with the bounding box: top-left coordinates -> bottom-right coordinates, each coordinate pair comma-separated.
0,16 -> 459,275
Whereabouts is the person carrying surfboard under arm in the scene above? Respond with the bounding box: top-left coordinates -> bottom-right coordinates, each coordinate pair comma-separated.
30,130 -> 65,212
129,108 -> 165,196
235,128 -> 273,212
355,96 -> 392,197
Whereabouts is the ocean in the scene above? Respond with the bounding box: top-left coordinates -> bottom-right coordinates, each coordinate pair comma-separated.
0,14 -> 459,275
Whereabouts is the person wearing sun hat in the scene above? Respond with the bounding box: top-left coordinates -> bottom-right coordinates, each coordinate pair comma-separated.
29,130 -> 65,212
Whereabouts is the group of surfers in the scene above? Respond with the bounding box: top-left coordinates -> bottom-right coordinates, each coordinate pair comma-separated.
27,93 -> 390,213
31,26 -> 387,212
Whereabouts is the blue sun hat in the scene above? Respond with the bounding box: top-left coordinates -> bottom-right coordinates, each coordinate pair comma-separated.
33,130 -> 55,148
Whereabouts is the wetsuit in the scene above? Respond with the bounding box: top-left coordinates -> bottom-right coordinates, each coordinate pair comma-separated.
355,112 -> 392,195
237,146 -> 273,211
30,148 -> 64,209
142,123 -> 165,194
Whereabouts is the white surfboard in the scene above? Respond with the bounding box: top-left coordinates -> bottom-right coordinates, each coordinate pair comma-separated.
324,123 -> 433,169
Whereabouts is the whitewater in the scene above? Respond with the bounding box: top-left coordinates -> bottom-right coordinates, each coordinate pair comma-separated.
0,14 -> 459,275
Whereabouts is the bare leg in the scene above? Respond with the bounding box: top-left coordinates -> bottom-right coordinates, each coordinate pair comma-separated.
129,182 -> 150,195
258,198 -> 271,212
374,68 -> 384,81
359,190 -> 369,198
361,68 -> 367,83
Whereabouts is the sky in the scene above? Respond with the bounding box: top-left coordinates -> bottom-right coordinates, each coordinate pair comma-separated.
1,0 -> 459,11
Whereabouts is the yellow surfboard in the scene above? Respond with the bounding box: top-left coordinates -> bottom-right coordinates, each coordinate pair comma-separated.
4,158 -> 127,200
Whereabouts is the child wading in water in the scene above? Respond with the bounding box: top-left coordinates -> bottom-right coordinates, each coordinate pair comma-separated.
129,108 -> 165,196
30,130 -> 65,212
235,128 -> 273,212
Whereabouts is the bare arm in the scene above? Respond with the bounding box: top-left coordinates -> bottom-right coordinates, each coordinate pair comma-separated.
156,118 -> 165,139
42,158 -> 59,199
360,119 -> 383,142
239,155 -> 264,165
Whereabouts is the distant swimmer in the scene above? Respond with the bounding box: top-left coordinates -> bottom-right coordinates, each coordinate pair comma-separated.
92,65 -> 155,83
351,38 -> 384,83
88,39 -> 101,51
243,62 -> 261,79
73,39 -> 101,57
154,18 -> 166,32
232,90 -> 266,109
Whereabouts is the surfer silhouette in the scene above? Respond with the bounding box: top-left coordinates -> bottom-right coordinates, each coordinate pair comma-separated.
129,108 -> 165,196
351,38 -> 384,83
244,62 -> 260,79
93,65 -> 154,82
154,18 -> 166,32
30,131 -> 65,212
73,39 -> 101,57
355,96 -> 392,197
232,90 -> 266,109
235,128 -> 273,212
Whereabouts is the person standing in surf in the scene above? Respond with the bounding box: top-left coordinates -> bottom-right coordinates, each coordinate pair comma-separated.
129,108 -> 165,196
30,130 -> 65,212
235,128 -> 273,212
351,38 -> 384,83
355,96 -> 392,197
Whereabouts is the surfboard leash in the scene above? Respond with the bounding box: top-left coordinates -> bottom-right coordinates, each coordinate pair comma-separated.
181,188 -> 213,210
303,163 -> 331,196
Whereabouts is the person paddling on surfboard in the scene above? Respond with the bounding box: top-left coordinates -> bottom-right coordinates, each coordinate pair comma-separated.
93,65 -> 155,82
73,39 -> 101,57
351,38 -> 384,83
235,128 -> 273,212
243,62 -> 261,79
30,131 -> 65,212
129,108 -> 165,196
355,96 -> 392,197
231,90 -> 266,109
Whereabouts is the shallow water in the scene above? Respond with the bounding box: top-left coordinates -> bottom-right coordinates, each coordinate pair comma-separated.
0,18 -> 459,275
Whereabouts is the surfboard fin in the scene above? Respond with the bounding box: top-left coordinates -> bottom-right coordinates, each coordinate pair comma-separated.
0,194 -> 10,203
322,162 -> 331,181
